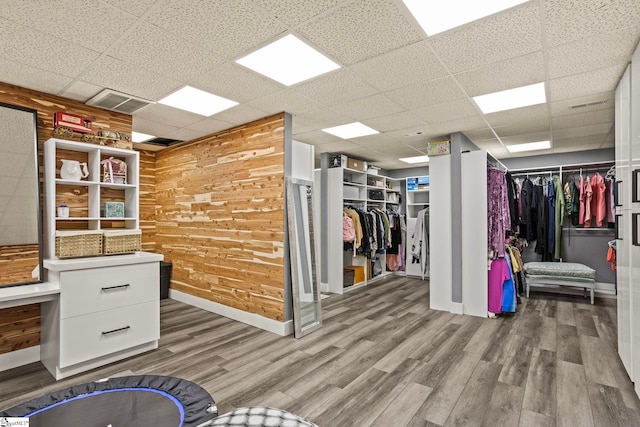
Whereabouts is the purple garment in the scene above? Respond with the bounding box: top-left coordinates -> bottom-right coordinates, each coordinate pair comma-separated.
487,166 -> 511,258
488,258 -> 510,314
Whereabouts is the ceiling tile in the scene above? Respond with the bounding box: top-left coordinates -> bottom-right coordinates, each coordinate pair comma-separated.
548,63 -> 627,101
0,19 -> 100,78
349,40 -> 448,92
552,123 -> 613,141
552,108 -> 614,130
132,116 -> 181,137
351,132 -> 397,148
82,56 -> 181,101
331,94 -> 404,121
463,128 -> 497,143
495,120 -> 550,138
387,126 -> 440,140
146,0 -> 287,60
248,90 -> 325,116
191,62 -> 283,103
0,153 -> 28,177
294,108 -> 353,129
0,59 -> 72,95
385,77 -> 467,110
314,140 -> 370,155
108,22 -> 224,81
363,111 -> 428,133
133,104 -> 205,129
59,80 -> 103,102
413,99 -> 479,124
430,115 -> 487,134
294,130 -> 343,146
550,91 -> 614,117
0,177 -> 19,196
0,0 -> 138,52
501,131 -> 551,145
545,0 -> 640,47
291,121 -> 315,135
210,104 -> 270,126
552,134 -> 609,151
429,2 -> 542,73
486,104 -> 549,127
164,127 -> 208,142
454,51 -> 545,97
102,0 -> 158,16
293,69 -> 378,106
296,0 -> 422,65
547,28 -> 638,79
184,118 -> 237,135
253,0 -> 344,26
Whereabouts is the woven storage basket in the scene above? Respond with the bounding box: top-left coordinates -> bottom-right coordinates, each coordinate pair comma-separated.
103,229 -> 142,255
55,230 -> 103,258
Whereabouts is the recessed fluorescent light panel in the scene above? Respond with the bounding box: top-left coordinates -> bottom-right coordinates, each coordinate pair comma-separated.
506,140 -> 551,153
236,34 -> 340,86
399,155 -> 430,164
158,86 -> 238,116
322,122 -> 379,139
473,82 -> 546,114
403,0 -> 529,36
131,132 -> 155,143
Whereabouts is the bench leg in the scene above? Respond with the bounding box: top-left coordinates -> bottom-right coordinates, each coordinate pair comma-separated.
591,288 -> 594,305
526,282 -> 529,298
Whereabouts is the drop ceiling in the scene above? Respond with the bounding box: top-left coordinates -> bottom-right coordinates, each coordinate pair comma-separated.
0,0 -> 637,169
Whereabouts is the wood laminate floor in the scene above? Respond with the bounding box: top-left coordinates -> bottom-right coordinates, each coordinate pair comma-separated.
1,276 -> 638,426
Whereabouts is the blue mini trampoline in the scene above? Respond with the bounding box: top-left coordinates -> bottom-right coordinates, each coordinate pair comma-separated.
0,375 -> 217,427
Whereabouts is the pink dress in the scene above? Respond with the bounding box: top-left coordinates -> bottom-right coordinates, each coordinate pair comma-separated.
488,258 -> 510,314
578,176 -> 585,225
583,177 -> 593,227
591,173 -> 606,226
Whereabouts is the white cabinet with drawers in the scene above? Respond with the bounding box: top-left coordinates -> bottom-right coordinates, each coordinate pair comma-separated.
41,253 -> 163,380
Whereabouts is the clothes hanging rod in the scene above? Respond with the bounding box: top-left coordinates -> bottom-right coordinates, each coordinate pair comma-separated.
509,160 -> 614,173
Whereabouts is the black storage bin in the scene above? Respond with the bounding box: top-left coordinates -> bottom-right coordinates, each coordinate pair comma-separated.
343,268 -> 355,287
160,261 -> 172,299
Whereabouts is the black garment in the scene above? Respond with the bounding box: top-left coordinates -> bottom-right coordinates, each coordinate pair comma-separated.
520,178 -> 535,241
505,172 -> 519,232
388,214 -> 401,255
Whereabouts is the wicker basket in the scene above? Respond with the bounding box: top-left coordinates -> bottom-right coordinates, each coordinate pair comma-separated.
55,230 -> 103,258
103,229 -> 142,255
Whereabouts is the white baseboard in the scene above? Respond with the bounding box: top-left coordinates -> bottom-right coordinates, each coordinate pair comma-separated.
0,346 -> 40,372
170,289 -> 293,336
450,302 -> 464,315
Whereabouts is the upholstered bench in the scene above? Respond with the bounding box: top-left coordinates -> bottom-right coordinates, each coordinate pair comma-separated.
524,262 -> 596,304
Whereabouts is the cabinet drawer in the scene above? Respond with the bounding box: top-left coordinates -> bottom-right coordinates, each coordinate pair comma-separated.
59,301 -> 159,368
60,262 -> 159,319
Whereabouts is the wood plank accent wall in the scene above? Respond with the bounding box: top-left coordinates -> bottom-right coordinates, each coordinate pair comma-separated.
0,304 -> 40,354
0,81 -> 135,356
156,113 -> 286,322
0,244 -> 39,285
139,151 -> 157,253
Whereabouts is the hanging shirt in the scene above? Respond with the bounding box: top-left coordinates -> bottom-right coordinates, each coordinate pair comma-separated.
578,176 -> 585,225
501,256 -> 517,313
569,181 -> 580,226
554,176 -> 565,260
547,180 -> 556,257
583,176 -> 593,227
591,173 -> 606,226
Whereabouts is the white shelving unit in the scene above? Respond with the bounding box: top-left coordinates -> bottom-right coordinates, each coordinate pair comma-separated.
405,176 -> 429,278
44,138 -> 139,259
40,137 -> 162,380
321,165 -> 402,294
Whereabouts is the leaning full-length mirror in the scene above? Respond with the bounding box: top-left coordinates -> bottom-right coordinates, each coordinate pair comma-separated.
0,102 -> 43,287
286,177 -> 322,338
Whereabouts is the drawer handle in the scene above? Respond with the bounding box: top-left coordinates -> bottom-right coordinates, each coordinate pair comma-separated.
102,326 -> 130,336
101,284 -> 130,292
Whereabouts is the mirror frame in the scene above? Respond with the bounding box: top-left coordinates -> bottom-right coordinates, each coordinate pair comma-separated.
0,101 -> 43,288
286,177 -> 322,338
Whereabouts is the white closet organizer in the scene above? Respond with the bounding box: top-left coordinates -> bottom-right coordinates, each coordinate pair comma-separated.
405,176 -> 429,278
41,137 -> 162,380
323,165 -> 402,294
44,138 -> 139,258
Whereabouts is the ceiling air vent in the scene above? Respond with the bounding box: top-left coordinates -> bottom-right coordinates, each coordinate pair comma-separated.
86,89 -> 155,114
